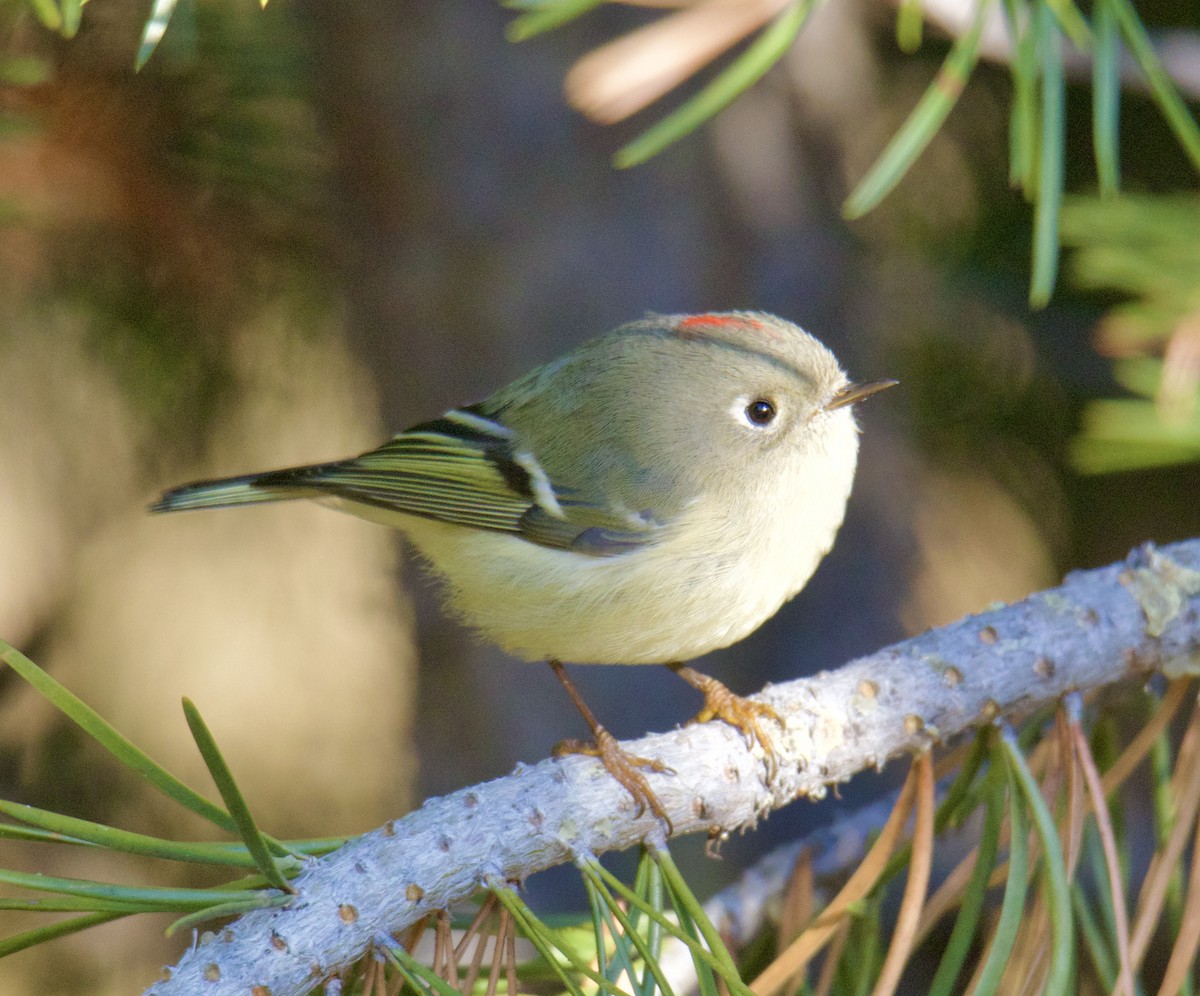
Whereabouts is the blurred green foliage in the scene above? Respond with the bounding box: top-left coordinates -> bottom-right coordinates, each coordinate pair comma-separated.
1073,358 -> 1200,473
14,0 -> 1200,311
0,0 -> 333,441
505,0 -> 1200,306
1063,195 -> 1200,353
1064,196 -> 1200,474
24,0 -> 81,38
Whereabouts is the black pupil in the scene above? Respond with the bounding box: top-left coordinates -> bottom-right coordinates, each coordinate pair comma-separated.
747,399 -> 775,425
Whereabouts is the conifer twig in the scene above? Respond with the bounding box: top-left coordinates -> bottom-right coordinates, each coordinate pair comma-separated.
146,540 -> 1200,995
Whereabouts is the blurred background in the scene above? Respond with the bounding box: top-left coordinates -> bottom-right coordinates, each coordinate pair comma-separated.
0,0 -> 1196,989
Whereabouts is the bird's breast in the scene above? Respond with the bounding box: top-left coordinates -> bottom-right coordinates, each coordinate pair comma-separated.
398,460 -> 851,665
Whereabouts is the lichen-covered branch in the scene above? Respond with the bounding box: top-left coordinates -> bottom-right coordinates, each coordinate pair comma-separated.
145,540 -> 1200,995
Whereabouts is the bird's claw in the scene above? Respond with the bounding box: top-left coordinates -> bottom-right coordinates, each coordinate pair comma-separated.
673,665 -> 783,780
555,729 -> 674,831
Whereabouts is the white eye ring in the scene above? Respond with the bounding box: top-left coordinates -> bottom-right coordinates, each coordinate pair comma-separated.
733,396 -> 778,428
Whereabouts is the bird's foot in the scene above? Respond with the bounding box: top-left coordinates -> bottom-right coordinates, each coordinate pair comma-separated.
670,665 -> 782,779
554,729 -> 674,830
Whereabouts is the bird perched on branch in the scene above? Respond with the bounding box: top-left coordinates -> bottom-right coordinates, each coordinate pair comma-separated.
153,311 -> 895,825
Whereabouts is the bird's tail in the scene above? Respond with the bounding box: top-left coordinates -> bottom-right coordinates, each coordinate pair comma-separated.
150,467 -> 324,514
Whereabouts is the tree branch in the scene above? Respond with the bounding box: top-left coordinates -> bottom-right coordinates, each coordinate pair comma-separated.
145,539 -> 1200,995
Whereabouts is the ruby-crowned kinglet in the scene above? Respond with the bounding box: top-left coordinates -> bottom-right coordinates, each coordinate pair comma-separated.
153,311 -> 894,822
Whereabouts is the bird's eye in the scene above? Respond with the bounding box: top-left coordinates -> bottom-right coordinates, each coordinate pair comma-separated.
745,399 -> 776,426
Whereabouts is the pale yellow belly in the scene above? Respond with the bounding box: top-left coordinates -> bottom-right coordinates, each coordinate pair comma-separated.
397,511 -> 835,665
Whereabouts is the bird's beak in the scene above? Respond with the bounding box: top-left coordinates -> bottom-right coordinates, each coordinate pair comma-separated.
824,378 -> 899,412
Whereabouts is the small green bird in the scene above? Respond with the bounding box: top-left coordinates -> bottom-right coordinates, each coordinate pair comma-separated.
154,311 -> 894,823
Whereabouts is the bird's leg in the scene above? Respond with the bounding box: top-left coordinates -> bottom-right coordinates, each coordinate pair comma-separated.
548,660 -> 674,829
668,664 -> 782,779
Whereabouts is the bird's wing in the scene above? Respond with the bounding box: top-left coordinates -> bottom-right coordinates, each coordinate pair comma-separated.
258,407 -> 664,556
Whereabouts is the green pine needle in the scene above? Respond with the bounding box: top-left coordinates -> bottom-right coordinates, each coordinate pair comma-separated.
0,799 -> 270,868
972,749 -> 1030,994
507,0 -> 604,42
1092,0 -> 1121,195
136,0 -> 181,69
0,639 -> 235,835
844,0 -> 989,219
0,866 -> 275,911
896,0 -> 924,53
653,848 -> 753,996
181,698 -> 297,891
490,885 -> 601,996
1003,0 -> 1039,192
614,0 -> 812,169
1110,0 -> 1200,173
1001,724 -> 1075,992
1029,3 -> 1065,308
927,759 -> 1006,996
378,941 -> 469,996
0,913 -> 129,959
